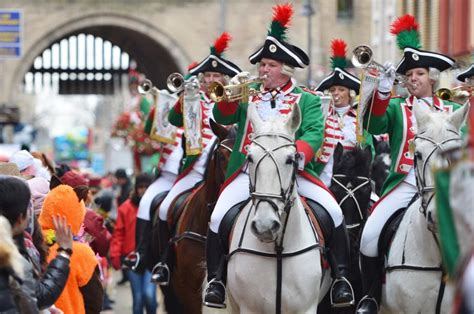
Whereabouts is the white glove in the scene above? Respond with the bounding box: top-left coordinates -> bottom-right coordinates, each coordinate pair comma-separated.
230,71 -> 250,85
378,62 -> 396,94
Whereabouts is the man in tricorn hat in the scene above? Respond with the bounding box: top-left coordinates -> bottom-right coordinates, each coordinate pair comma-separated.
204,3 -> 354,309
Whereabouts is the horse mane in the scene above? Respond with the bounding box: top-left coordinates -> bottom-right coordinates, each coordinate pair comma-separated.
333,146 -> 371,178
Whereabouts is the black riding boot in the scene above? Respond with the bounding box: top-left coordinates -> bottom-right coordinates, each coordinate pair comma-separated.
203,230 -> 227,309
356,254 -> 382,314
151,220 -> 171,285
329,222 -> 355,308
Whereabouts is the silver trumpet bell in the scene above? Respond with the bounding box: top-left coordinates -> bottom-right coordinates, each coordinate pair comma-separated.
138,79 -> 159,95
166,72 -> 185,93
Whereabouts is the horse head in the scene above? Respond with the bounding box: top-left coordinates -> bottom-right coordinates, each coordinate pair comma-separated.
247,103 -> 301,242
331,142 -> 372,229
413,102 -> 469,232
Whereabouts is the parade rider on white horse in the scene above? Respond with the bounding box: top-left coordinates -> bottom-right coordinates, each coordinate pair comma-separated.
203,3 -> 354,309
151,33 -> 242,285
356,14 -> 461,313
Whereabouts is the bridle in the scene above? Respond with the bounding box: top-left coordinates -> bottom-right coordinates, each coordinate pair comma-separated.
331,174 -> 371,229
248,132 -> 298,219
414,130 -> 462,221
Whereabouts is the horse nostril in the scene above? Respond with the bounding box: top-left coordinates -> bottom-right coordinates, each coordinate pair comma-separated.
270,221 -> 281,233
251,221 -> 260,235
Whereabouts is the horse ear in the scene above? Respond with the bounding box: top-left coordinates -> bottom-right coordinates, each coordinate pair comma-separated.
413,101 -> 433,130
49,175 -> 62,190
448,103 -> 469,131
209,119 -> 228,141
285,103 -> 302,135
248,104 -> 263,132
333,142 -> 344,165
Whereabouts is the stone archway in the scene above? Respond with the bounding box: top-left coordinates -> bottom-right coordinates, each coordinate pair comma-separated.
9,12 -> 190,102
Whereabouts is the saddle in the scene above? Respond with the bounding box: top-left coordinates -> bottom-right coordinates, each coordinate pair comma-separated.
150,191 -> 169,228
166,184 -> 203,235
377,194 -> 419,258
218,197 -> 333,268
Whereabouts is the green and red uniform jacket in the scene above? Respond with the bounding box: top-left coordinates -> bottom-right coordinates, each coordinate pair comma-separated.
168,91 -> 214,179
213,79 -> 328,190
364,93 -> 461,196
314,106 -> 375,176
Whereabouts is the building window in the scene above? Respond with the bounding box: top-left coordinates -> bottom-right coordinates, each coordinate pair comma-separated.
337,0 -> 353,19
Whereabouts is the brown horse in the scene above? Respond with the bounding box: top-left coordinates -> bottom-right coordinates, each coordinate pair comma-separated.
165,121 -> 234,313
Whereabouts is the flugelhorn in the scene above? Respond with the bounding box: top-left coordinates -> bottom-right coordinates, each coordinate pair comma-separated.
138,79 -> 159,95
352,45 -> 414,88
209,74 -> 267,103
166,73 -> 185,93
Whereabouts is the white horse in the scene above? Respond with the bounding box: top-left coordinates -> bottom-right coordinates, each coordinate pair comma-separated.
381,103 -> 469,314
226,104 -> 330,313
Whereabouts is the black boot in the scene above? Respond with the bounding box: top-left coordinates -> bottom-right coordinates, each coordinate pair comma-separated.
329,222 -> 355,308
203,230 -> 227,309
356,254 -> 382,314
151,220 -> 171,285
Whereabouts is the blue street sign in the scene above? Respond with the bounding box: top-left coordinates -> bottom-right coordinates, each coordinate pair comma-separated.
0,10 -> 22,58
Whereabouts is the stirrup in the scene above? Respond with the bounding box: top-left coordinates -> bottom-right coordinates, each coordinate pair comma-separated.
330,276 -> 355,308
150,262 -> 169,286
203,278 -> 227,309
356,295 -> 379,313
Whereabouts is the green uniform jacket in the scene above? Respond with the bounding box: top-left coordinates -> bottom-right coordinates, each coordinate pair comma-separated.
364,94 -> 461,196
213,80 -> 326,189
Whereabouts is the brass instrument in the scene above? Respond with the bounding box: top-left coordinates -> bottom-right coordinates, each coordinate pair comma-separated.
208,75 -> 267,102
352,45 -> 414,88
138,79 -> 159,95
166,72 -> 185,93
434,86 -> 473,101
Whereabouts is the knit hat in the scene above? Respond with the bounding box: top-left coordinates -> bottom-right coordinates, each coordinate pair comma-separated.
456,64 -> 474,83
60,171 -> 89,188
9,150 -> 34,172
316,39 -> 361,94
27,177 -> 50,216
189,32 -> 241,77
249,3 -> 309,68
39,185 -> 86,235
391,14 -> 454,74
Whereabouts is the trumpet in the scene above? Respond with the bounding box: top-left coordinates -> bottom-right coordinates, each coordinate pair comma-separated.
352,45 -> 415,88
434,86 -> 473,101
166,72 -> 185,93
209,74 -> 267,103
138,79 -> 159,95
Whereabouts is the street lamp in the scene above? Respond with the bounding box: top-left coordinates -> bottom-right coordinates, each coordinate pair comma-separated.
301,0 -> 315,87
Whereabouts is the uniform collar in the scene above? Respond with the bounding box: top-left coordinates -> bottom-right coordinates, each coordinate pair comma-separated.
260,78 -> 296,96
407,95 -> 443,111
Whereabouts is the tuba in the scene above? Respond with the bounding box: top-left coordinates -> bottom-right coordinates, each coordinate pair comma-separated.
352,45 -> 414,88
208,74 -> 267,103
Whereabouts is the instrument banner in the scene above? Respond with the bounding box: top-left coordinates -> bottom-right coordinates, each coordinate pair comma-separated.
150,90 -> 178,144
356,68 -> 380,144
183,79 -> 202,155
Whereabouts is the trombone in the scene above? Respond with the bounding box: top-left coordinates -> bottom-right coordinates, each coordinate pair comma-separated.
352,45 -> 415,88
208,74 -> 267,103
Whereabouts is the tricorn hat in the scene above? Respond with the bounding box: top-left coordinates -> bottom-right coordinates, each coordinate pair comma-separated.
391,14 -> 454,74
456,64 -> 474,83
249,3 -> 309,68
316,39 -> 360,94
189,32 -> 241,77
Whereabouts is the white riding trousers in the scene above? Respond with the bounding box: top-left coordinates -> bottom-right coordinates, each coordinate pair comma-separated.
137,171 -> 176,221
360,181 -> 417,257
209,172 -> 344,233
158,168 -> 203,221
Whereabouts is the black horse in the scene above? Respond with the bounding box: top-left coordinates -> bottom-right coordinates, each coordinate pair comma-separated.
371,137 -> 391,196
330,142 -> 372,305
